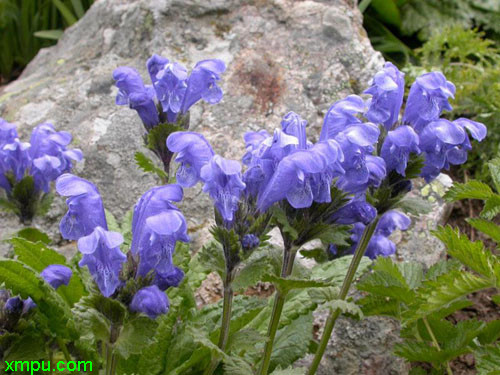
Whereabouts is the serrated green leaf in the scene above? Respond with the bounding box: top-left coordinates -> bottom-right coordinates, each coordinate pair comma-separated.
105,209 -> 121,233
467,218 -> 500,244
478,320 -> 500,345
134,151 -> 167,181
115,316 -> 158,359
425,259 -> 462,281
311,255 -> 371,285
15,227 -> 51,244
4,332 -> 48,362
271,207 -> 298,241
299,248 -> 329,263
358,294 -> 401,317
433,226 -> 500,283
262,275 -> 331,294
36,193 -> 54,216
413,270 -> 492,321
482,195 -> 500,220
320,299 -> 363,319
488,157 -> 500,193
0,197 -> 19,214
444,180 -> 493,202
9,237 -> 86,305
396,196 -> 433,216
269,313 -> 313,372
307,286 -> 339,305
233,251 -> 274,292
476,344 -> 500,375
0,259 -> 76,338
197,240 -> 226,279
394,340 -> 451,365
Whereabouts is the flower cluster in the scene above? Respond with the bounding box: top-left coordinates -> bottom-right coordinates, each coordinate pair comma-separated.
0,119 -> 82,222
57,174 -> 188,318
113,55 -> 226,129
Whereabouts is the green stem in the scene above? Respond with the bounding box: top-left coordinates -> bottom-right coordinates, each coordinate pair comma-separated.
106,323 -> 120,375
57,338 -> 71,361
204,272 -> 235,375
258,243 -> 297,375
423,317 -> 453,375
307,217 -> 380,375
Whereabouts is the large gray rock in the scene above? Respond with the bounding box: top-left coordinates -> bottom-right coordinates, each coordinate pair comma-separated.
0,0 -> 383,249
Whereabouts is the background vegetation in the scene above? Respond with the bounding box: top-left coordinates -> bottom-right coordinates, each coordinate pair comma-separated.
0,0 -> 93,83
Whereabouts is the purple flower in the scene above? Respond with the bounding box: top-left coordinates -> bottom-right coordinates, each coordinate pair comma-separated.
181,59 -> 226,114
419,118 -> 486,182
153,61 -> 188,121
403,72 -> 456,132
281,112 -> 308,150
331,199 -> 377,225
167,131 -> 214,187
77,226 -> 126,297
40,265 -> 72,289
319,95 -> 365,141
154,267 -> 184,291
241,234 -> 260,250
242,129 -> 269,165
56,174 -> 107,240
131,185 -> 189,279
349,210 -> 411,259
257,139 -> 343,211
364,62 -> 405,130
5,296 -> 24,313
29,123 -> 83,192
130,285 -> 169,319
200,155 -> 246,223
113,67 -> 159,129
381,125 -> 420,176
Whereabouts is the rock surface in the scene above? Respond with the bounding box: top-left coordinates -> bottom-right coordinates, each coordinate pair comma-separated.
0,0 -> 452,374
0,0 -> 383,250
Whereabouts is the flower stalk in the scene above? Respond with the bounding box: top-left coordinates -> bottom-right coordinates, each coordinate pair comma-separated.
204,270 -> 235,375
307,216 -> 380,375
258,240 -> 297,375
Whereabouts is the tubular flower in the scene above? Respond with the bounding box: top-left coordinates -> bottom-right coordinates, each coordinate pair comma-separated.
166,131 -> 214,187
130,285 -> 169,319
131,185 -> 189,282
403,71 -> 456,132
200,155 -> 246,223
77,226 -> 126,297
56,174 -> 107,240
381,125 -> 420,176
364,62 -> 405,130
40,265 -> 72,289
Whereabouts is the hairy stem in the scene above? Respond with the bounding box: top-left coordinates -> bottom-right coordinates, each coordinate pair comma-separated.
57,338 -> 71,361
308,217 -> 380,375
204,271 -> 235,375
258,242 -> 297,375
423,317 -> 453,375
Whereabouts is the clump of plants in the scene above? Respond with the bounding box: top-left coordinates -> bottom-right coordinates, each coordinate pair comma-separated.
0,55 -> 489,375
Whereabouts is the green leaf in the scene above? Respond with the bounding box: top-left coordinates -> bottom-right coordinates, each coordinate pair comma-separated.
425,259 -> 462,281
433,226 -> 500,283
16,228 -> 51,244
413,270 -> 492,321
488,157 -> 500,193
105,209 -> 121,234
36,193 -> 54,216
299,248 -> 329,263
0,197 -> 19,214
197,240 -> 226,279
9,237 -> 86,305
52,0 -> 77,25
395,196 -> 433,216
476,344 -> 500,375
135,151 -> 167,181
482,195 -> 500,220
0,259 -> 76,338
4,333 -> 48,362
115,316 -> 158,359
33,29 -> 63,40
262,275 -> 331,294
232,250 -> 274,292
269,313 -> 313,372
320,299 -> 363,319
444,180 -> 493,202
493,295 -> 500,305
467,218 -> 500,244
478,320 -> 500,345
370,0 -> 402,28
271,206 -> 298,241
